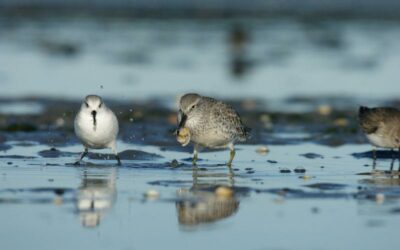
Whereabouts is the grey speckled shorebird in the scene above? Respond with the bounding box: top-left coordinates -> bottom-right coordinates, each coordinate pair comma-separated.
176,93 -> 250,166
358,106 -> 400,160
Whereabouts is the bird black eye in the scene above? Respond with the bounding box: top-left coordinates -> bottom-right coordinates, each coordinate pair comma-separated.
191,105 -> 196,109
84,102 -> 89,108
99,102 -> 102,108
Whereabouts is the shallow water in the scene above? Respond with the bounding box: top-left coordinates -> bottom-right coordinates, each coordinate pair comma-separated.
1,140 -> 400,250
1,15 -> 400,250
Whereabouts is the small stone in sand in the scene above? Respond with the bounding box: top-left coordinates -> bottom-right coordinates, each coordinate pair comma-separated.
299,175 -> 313,180
144,189 -> 160,200
317,105 -> 332,116
256,146 -> 270,155
53,197 -> 63,205
279,168 -> 291,173
334,118 -> 348,127
170,159 -> 179,168
294,167 -> 306,173
375,193 -> 385,204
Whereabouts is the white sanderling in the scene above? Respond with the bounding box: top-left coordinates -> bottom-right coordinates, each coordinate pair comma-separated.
74,95 -> 121,165
359,106 -> 400,162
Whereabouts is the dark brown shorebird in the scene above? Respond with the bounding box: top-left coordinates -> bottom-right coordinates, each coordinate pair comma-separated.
358,106 -> 400,167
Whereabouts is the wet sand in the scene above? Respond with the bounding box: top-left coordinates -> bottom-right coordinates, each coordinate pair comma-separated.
0,98 -> 400,250
1,14 -> 400,250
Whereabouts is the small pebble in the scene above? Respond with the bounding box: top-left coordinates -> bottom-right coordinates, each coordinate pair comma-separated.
144,189 -> 160,200
294,167 -> 306,173
245,167 -> 253,171
375,193 -> 385,204
299,175 -> 313,180
54,117 -> 65,127
267,160 -> 278,164
334,118 -> 348,127
169,159 -> 179,168
256,146 -> 270,155
53,197 -> 63,205
215,186 -> 233,198
317,105 -> 332,116
48,178 -> 54,182
279,168 -> 291,173
7,162 -> 12,165
260,114 -> 273,129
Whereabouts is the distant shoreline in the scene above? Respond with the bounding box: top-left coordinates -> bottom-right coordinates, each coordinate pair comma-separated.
1,0 -> 400,19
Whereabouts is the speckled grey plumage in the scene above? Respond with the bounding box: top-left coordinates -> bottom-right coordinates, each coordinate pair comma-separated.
178,93 -> 250,166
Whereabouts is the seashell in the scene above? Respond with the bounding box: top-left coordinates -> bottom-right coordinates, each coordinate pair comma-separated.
177,127 -> 191,146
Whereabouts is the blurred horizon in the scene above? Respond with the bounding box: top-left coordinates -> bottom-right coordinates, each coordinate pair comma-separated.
1,0 -> 400,19
0,0 -> 399,108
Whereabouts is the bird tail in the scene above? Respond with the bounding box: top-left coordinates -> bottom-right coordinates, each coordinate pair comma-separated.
240,126 -> 252,141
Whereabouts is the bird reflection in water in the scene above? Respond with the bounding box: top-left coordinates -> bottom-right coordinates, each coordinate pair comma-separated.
75,167 -> 117,228
176,166 -> 239,226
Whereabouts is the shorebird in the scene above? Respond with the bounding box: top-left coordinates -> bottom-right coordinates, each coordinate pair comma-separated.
358,106 -> 400,162
74,95 -> 121,165
176,93 -> 250,166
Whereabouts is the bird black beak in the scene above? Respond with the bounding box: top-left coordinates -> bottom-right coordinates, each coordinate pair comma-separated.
91,110 -> 97,126
176,109 -> 187,134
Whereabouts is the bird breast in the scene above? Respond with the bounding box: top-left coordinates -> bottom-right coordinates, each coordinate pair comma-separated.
75,110 -> 118,149
366,133 -> 396,148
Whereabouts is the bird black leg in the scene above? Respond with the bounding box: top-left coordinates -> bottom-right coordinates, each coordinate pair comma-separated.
398,147 -> 400,172
115,154 -> 122,166
75,148 -> 88,165
372,148 -> 377,170
390,149 -> 395,172
372,148 -> 377,161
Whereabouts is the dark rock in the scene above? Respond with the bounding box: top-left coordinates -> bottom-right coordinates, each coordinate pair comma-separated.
294,167 -> 306,173
280,168 -> 291,173
304,183 -> 347,190
300,153 -> 324,159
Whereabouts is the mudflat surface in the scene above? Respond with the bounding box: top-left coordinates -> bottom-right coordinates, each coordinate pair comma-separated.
1,16 -> 400,250
0,97 -> 400,250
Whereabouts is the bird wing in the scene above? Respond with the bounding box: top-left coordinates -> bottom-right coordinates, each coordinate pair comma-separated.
359,107 -> 400,134
210,100 -> 249,141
